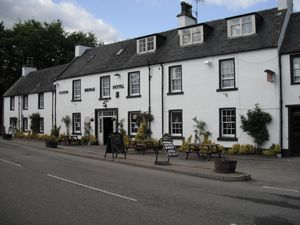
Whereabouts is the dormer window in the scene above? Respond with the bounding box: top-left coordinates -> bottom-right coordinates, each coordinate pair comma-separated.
228,15 -> 256,38
179,25 -> 203,46
137,36 -> 156,54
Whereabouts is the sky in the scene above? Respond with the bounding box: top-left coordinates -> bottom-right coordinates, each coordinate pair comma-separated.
0,0 -> 299,43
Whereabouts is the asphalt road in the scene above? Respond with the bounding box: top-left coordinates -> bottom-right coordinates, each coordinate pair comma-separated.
0,140 -> 299,225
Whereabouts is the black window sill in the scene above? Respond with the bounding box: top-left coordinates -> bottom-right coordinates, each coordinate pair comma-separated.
217,137 -> 238,142
72,132 -> 82,135
38,132 -> 44,134
10,109 -> 15,111
99,97 -> 111,101
23,108 -> 28,110
291,82 -> 300,85
171,135 -> 184,140
216,88 -> 238,92
167,92 -> 184,96
38,108 -> 44,110
71,99 -> 82,102
126,95 -> 141,99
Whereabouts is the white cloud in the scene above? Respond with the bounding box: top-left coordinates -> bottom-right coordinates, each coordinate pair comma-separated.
295,0 -> 300,11
0,0 -> 120,43
206,0 -> 269,10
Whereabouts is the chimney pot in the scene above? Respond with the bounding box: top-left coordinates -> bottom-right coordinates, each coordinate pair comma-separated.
177,1 -> 197,28
75,43 -> 94,57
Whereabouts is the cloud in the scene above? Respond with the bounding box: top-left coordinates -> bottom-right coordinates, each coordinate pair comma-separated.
206,0 -> 269,10
295,0 -> 300,11
0,0 -> 120,43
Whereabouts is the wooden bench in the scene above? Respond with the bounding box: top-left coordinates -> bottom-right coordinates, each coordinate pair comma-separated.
186,143 -> 221,161
125,140 -> 157,155
58,135 -> 81,145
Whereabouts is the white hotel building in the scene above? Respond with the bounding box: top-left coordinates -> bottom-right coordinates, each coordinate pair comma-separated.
3,0 -> 300,156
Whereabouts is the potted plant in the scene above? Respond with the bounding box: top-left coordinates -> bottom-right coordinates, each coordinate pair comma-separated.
45,125 -> 60,148
214,158 -> 237,173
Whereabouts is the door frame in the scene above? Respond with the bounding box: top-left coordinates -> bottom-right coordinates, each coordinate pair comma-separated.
95,108 -> 118,145
287,104 -> 300,156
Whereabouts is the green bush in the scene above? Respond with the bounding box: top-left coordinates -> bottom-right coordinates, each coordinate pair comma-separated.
239,144 -> 255,154
29,113 -> 41,134
263,144 -> 281,156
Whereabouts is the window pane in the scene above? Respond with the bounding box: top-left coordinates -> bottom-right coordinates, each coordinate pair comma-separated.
147,37 -> 154,51
170,66 -> 182,92
170,111 -> 182,136
129,72 -> 140,95
231,25 -> 241,36
73,80 -> 81,100
182,34 -> 191,45
242,16 -> 252,23
221,60 -> 235,89
242,23 -> 252,34
221,109 -> 236,137
130,112 -> 139,135
192,32 -> 202,43
101,77 -> 110,98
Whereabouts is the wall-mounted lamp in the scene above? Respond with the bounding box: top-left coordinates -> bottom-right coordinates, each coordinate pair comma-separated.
102,100 -> 108,108
114,73 -> 121,77
204,58 -> 213,65
264,69 -> 275,83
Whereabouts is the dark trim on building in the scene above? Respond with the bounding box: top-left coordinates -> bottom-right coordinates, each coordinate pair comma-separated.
218,107 -> 237,141
287,104 -> 300,156
218,58 -> 236,91
98,97 -> 111,101
126,95 -> 141,99
72,79 -> 81,101
148,66 -> 152,137
290,54 -> 300,85
100,75 -> 111,100
167,92 -> 184,96
161,64 -> 165,135
168,65 -> 183,94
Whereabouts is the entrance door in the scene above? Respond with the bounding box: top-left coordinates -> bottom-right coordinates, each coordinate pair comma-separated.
103,118 -> 114,145
290,107 -> 300,156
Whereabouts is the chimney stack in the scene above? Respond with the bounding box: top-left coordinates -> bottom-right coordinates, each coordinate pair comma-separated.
177,1 -> 197,28
278,0 -> 293,12
22,57 -> 36,76
75,43 -> 93,57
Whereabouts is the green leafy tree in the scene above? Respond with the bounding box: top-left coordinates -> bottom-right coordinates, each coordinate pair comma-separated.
29,113 -> 41,134
240,104 -> 272,147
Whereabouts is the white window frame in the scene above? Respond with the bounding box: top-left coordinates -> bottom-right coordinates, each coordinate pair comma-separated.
291,55 -> 300,84
39,117 -> 44,133
23,95 -> 28,110
137,36 -> 156,54
220,108 -> 236,138
228,15 -> 256,38
220,58 -> 236,89
10,96 -> 15,110
72,80 -> 81,101
179,25 -> 203,46
129,72 -> 140,96
23,117 -> 28,132
129,112 -> 139,136
170,110 -> 183,137
38,93 -> 44,109
100,76 -> 111,99
73,113 -> 81,134
169,66 -> 183,93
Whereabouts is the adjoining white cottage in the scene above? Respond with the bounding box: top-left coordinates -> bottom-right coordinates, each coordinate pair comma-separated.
280,11 -> 300,156
3,0 -> 299,156
3,64 -> 68,135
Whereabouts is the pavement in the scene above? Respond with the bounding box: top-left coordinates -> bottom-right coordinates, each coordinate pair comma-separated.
2,138 -> 300,185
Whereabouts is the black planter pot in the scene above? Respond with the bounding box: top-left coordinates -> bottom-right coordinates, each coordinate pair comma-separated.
2,134 -> 12,140
214,158 -> 237,173
45,140 -> 58,148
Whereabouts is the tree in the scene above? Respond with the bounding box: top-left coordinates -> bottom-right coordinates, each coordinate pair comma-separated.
240,104 -> 272,147
29,113 -> 41,134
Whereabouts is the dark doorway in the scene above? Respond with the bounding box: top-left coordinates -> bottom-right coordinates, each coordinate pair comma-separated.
103,117 -> 113,145
289,106 -> 300,156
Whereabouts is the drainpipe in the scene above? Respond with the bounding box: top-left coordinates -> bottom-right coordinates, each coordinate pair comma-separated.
51,91 -> 54,129
148,66 -> 152,138
160,63 -> 164,135
278,53 -> 283,154
55,90 -> 57,127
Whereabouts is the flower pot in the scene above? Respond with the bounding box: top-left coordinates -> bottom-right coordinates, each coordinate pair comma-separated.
45,140 -> 58,148
214,158 -> 237,173
2,134 -> 12,140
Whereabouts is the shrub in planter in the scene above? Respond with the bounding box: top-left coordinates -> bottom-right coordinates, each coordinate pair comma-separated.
239,144 -> 255,154
262,144 -> 281,157
45,136 -> 58,148
2,134 -> 12,140
214,158 -> 237,173
228,144 -> 240,154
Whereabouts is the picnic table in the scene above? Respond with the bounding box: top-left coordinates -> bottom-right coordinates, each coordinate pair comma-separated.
58,135 -> 81,145
125,139 -> 157,155
186,143 -> 222,161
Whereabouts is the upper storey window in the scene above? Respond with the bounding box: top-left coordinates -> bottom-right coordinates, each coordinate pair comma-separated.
179,25 -> 203,46
228,15 -> 256,38
137,36 -> 156,54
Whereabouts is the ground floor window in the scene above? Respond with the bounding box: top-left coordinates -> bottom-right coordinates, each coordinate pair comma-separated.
39,117 -> 44,133
23,117 -> 28,132
169,110 -> 183,137
9,117 -> 17,130
72,113 -> 81,134
128,111 -> 139,136
219,108 -> 236,140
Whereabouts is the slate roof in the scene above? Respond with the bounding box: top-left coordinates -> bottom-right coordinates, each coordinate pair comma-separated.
4,64 -> 68,97
58,8 -> 286,80
280,12 -> 300,54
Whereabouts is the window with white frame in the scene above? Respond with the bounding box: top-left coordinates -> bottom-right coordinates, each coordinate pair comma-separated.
128,72 -> 140,97
38,93 -> 44,109
72,113 -> 81,134
128,112 -> 139,136
220,108 -> 236,138
23,95 -> 28,110
10,96 -> 15,110
23,117 -> 28,132
169,66 -> 182,93
10,117 -> 17,130
180,26 -> 203,46
72,80 -> 81,101
137,36 -> 156,54
169,110 -> 183,137
39,117 -> 44,133
219,59 -> 236,90
100,76 -> 110,99
291,55 -> 300,84
228,15 -> 255,38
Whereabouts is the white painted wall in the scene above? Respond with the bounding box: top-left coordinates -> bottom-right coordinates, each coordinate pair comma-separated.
55,48 -> 281,148
3,92 -> 54,134
281,54 -> 300,149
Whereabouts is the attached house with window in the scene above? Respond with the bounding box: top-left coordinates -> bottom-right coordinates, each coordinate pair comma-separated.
3,0 -> 299,156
